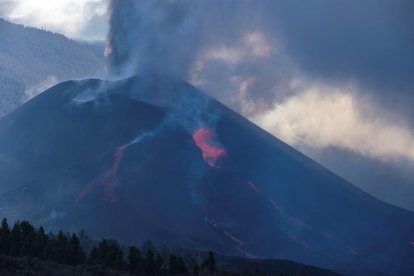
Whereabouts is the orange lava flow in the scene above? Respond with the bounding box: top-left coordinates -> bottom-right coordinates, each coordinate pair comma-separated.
77,143 -> 132,203
192,128 -> 227,168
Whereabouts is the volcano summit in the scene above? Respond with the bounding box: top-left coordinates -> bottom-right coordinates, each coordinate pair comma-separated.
0,75 -> 413,275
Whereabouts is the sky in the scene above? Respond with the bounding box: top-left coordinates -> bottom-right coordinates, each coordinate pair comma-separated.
0,0 -> 108,41
1,0 -> 414,210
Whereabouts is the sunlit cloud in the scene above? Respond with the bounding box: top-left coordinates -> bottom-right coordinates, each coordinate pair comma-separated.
0,0 -> 107,40
254,84 -> 414,162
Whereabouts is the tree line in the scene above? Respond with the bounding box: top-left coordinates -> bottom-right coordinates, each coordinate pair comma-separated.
0,218 -> 218,275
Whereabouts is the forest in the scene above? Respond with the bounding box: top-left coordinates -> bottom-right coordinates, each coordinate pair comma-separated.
0,218 -> 270,275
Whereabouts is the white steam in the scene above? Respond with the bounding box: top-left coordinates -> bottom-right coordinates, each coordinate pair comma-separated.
23,75 -> 58,101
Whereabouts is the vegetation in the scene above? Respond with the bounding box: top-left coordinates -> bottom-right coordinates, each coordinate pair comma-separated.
0,18 -> 103,115
0,217 -> 230,275
0,217 -> 338,275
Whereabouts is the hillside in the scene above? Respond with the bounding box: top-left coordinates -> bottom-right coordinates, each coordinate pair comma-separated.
0,75 -> 412,275
0,18 -> 103,116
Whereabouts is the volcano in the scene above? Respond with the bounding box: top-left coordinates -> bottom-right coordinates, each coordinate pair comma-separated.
0,75 -> 413,275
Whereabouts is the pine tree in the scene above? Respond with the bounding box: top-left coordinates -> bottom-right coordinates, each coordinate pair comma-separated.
202,251 -> 216,274
97,239 -> 108,265
177,257 -> 188,273
34,226 -> 48,259
155,252 -> 164,274
193,264 -> 200,275
68,233 -> 85,265
142,240 -> 154,255
0,218 -> 10,255
107,240 -> 123,269
9,222 -> 22,257
169,253 -> 179,274
20,221 -> 35,257
88,245 -> 99,264
145,249 -> 156,275
57,231 -> 69,263
127,246 -> 143,273
208,251 -> 216,273
96,239 -> 123,269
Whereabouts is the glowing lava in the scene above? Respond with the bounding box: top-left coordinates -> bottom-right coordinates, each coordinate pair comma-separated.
77,142 -> 132,203
77,124 -> 166,203
192,128 -> 227,168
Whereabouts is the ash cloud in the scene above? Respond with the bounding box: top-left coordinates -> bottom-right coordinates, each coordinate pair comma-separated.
106,0 -> 203,76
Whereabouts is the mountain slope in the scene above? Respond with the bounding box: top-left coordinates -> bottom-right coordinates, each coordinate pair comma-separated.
0,18 -> 103,116
0,75 -> 413,275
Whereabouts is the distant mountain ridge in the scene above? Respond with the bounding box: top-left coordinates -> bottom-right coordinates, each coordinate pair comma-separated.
0,18 -> 103,116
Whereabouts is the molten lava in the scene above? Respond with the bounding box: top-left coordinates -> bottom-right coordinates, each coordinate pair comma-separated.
77,142 -> 133,203
192,128 -> 227,168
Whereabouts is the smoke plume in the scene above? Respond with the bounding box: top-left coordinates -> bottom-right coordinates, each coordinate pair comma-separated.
105,0 -> 414,209
106,0 -> 414,162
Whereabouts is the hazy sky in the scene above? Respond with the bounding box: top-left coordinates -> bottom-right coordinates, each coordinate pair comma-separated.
1,0 -> 414,210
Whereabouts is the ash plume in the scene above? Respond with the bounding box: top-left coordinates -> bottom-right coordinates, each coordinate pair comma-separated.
105,0 -> 414,210
106,0 -> 204,77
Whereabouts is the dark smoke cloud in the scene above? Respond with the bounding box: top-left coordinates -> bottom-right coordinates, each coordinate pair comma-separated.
107,0 -> 202,76
106,0 -> 258,79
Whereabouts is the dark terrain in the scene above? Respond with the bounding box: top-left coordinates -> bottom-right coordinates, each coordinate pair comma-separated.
0,75 -> 412,275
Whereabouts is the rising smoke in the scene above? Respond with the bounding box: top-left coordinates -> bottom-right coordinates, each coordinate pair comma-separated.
105,0 -> 414,163
105,0 -> 414,210
106,0 -> 204,77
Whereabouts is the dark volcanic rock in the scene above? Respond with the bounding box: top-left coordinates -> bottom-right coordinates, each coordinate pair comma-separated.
0,75 -> 413,275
